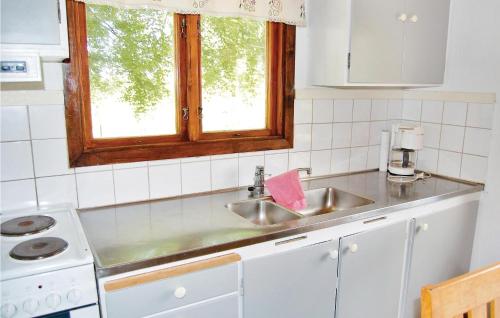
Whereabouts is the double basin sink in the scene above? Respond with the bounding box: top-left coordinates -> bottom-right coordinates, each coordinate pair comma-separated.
226,187 -> 374,226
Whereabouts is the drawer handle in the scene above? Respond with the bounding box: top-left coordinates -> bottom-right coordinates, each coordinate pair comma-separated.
174,287 -> 186,299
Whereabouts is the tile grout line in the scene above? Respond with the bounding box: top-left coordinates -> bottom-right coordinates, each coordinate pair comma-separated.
25,105 -> 40,208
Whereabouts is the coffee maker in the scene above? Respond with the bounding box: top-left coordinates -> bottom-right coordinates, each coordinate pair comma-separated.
388,123 -> 424,178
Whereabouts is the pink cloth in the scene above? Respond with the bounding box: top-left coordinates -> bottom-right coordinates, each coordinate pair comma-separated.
265,169 -> 307,211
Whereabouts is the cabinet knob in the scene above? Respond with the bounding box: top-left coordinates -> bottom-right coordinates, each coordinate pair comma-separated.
174,287 -> 187,299
329,250 -> 339,260
409,14 -> 419,23
397,13 -> 408,22
421,223 -> 429,232
349,243 -> 359,253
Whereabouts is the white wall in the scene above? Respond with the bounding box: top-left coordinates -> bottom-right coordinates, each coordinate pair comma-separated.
438,0 -> 500,268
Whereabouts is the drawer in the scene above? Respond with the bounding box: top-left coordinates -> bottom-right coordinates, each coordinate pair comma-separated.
146,293 -> 239,318
105,254 -> 240,318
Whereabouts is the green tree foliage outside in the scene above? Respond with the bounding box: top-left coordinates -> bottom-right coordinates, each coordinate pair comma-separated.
86,4 -> 266,117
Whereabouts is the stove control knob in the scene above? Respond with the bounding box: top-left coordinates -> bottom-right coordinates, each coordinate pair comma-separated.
67,289 -> 82,304
23,298 -> 39,314
1,303 -> 17,318
45,293 -> 61,309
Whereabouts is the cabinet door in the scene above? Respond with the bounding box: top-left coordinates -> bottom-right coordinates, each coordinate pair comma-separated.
349,0 -> 405,83
243,240 -> 338,318
0,0 -> 61,45
336,220 -> 408,318
404,200 -> 479,318
402,0 -> 451,84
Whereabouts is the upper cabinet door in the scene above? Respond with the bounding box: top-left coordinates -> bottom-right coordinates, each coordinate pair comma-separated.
349,0 -> 405,83
402,0 -> 451,84
1,0 -> 60,45
336,220 -> 408,318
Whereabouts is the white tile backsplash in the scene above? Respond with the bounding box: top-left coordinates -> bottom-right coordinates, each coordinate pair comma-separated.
289,151 -> 311,170
353,100 -> 371,122
0,91 -> 494,210
418,148 -> 439,173
312,99 -> 334,123
332,123 -> 352,148
181,161 -> 211,194
369,121 -> 387,146
367,145 -> 380,169
149,164 -> 181,199
294,99 -> 313,124
402,100 -> 422,121
437,150 -> 462,178
36,175 -> 78,207
440,125 -> 465,152
310,150 -> 331,176
334,100 -> 353,122
460,154 -> 488,183
371,100 -> 388,121
349,147 -> 368,172
0,179 -> 37,210
29,105 -> 66,139
387,100 -> 403,119
76,171 -> 115,208
466,103 -> 494,129
1,106 -> 30,142
1,141 -> 34,181
351,122 -> 370,147
311,123 -> 333,150
421,123 -> 441,148
114,167 -> 149,204
32,139 -> 73,177
443,102 -> 467,126
421,101 -> 443,123
291,124 -> 312,152
463,127 -> 491,157
331,148 -> 350,174
211,158 -> 238,190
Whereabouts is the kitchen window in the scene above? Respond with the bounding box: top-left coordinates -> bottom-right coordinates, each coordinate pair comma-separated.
64,0 -> 296,167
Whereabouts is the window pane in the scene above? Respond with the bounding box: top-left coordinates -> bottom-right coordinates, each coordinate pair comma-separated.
86,5 -> 176,138
201,17 -> 267,132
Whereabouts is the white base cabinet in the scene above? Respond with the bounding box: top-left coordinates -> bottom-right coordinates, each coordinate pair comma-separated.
242,240 -> 339,318
403,200 -> 479,318
336,220 -> 409,318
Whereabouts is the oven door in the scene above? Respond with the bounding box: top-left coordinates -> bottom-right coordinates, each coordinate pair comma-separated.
37,304 -> 100,318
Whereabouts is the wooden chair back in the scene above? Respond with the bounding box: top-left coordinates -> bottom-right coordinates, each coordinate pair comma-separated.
421,262 -> 500,318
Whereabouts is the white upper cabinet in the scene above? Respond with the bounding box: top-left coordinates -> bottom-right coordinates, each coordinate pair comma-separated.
0,0 -> 69,60
309,0 -> 451,87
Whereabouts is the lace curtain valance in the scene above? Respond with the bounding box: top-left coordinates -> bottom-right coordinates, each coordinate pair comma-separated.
75,0 -> 306,26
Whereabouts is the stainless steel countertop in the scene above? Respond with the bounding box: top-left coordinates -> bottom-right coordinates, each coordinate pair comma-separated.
78,170 -> 483,278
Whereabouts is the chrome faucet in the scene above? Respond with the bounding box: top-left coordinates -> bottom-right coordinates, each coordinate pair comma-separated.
248,166 -> 267,198
297,167 -> 312,176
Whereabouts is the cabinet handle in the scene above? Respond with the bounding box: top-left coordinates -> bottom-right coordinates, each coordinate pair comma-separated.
329,250 -> 339,260
409,14 -> 419,23
174,287 -> 186,299
397,13 -> 408,22
349,243 -> 359,253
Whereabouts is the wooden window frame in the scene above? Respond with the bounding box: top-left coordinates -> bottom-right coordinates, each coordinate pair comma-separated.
64,0 -> 296,167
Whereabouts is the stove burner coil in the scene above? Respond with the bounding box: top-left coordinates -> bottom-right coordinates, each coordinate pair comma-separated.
1,215 -> 56,237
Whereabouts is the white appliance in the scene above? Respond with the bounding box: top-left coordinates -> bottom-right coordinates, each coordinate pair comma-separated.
0,0 -> 69,82
388,124 -> 424,180
0,206 -> 99,318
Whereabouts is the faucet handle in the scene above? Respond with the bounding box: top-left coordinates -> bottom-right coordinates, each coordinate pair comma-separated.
297,167 -> 312,176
